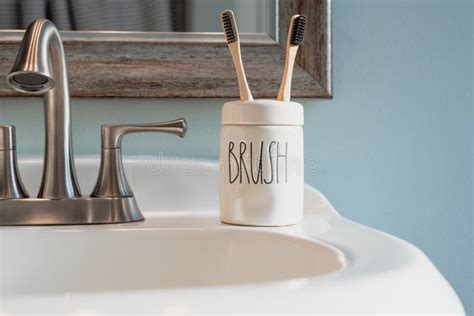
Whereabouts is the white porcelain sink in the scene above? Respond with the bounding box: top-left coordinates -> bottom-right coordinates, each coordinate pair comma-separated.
0,158 -> 465,315
2,225 -> 344,295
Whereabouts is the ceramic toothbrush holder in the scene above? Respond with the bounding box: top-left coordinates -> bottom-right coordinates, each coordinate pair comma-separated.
219,99 -> 304,226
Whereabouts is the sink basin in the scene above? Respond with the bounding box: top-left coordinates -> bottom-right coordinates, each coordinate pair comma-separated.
1,224 -> 344,295
0,158 -> 465,314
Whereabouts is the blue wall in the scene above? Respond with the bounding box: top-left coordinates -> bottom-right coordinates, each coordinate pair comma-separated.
0,0 -> 472,312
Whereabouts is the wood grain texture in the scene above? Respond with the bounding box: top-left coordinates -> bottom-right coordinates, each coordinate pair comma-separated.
0,1 -> 331,98
280,0 -> 332,98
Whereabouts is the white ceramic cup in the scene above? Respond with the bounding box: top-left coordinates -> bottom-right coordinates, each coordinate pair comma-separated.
219,99 -> 304,226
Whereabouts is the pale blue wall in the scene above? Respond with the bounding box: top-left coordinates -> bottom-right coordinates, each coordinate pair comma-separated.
0,0 -> 472,312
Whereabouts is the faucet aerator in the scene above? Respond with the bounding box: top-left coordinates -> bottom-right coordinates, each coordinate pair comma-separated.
7,72 -> 54,93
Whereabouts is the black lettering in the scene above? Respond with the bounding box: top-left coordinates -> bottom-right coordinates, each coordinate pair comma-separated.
276,142 -> 288,183
250,141 -> 264,184
228,141 -> 239,183
239,142 -> 250,184
264,141 -> 277,184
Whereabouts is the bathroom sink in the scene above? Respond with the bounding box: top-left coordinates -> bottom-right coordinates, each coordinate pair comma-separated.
0,158 -> 465,314
1,221 -> 344,295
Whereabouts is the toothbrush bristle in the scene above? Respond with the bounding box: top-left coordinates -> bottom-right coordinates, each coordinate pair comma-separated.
220,10 -> 238,44
290,15 -> 307,46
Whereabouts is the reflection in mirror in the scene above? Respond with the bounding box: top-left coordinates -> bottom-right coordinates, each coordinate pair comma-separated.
0,0 -> 275,33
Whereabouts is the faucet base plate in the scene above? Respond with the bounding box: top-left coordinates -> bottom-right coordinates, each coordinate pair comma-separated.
0,196 -> 144,225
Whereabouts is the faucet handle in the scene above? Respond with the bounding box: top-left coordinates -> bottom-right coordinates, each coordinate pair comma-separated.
102,119 -> 187,149
0,125 -> 15,150
91,119 -> 187,198
0,125 -> 29,199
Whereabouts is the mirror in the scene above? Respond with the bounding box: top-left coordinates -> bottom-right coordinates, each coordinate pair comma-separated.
0,0 -> 276,34
0,0 -> 331,98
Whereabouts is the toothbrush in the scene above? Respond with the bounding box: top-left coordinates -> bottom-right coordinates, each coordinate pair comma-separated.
220,10 -> 253,101
277,15 -> 307,102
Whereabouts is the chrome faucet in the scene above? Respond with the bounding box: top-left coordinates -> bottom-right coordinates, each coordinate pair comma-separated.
0,19 -> 187,225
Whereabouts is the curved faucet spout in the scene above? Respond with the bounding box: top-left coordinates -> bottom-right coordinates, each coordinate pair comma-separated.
6,19 -> 81,199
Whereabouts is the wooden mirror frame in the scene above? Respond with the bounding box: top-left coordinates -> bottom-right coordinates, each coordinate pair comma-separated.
0,0 -> 331,98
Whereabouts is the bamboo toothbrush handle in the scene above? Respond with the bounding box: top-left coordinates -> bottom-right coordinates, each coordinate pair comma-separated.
278,46 -> 297,102
229,43 -> 253,101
